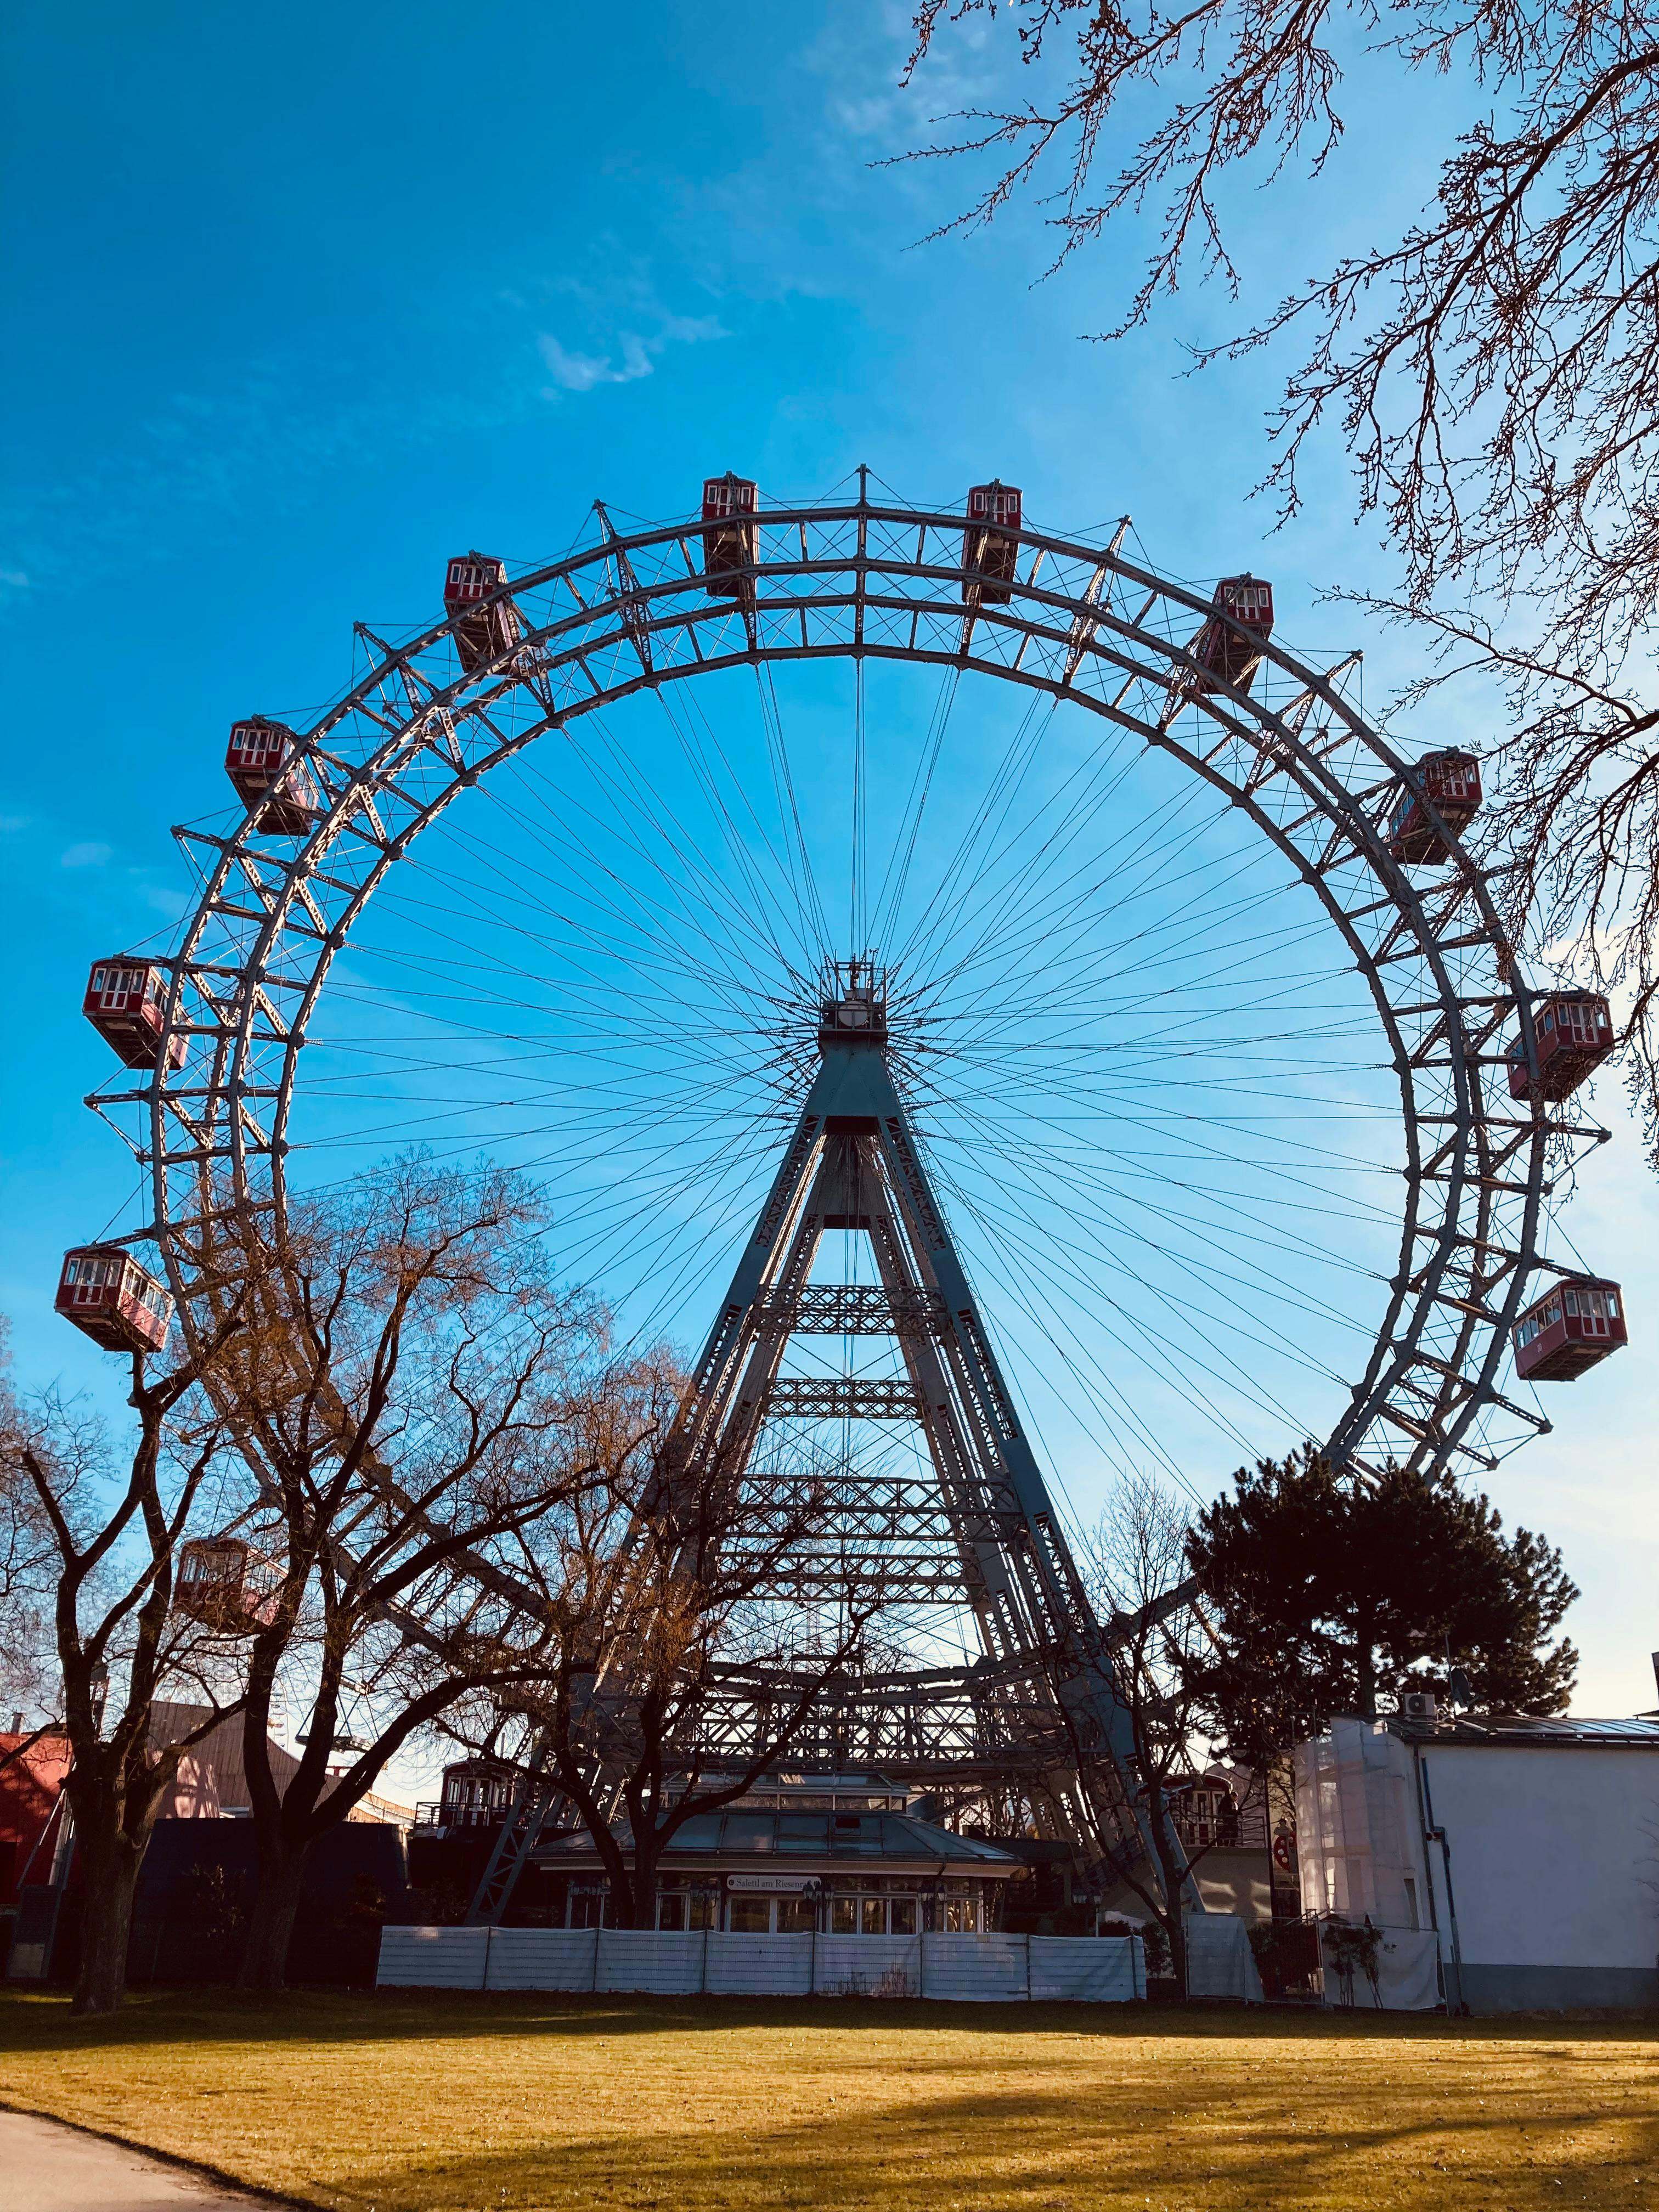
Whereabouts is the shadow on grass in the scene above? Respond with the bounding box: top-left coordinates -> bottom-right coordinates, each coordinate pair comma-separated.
329,2075 -> 1659,2211
1,1984 -> 1655,2058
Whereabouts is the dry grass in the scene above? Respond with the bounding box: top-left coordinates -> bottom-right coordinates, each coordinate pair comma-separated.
0,1987 -> 1655,2210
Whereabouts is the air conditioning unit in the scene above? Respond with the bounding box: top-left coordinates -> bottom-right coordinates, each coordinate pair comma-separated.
1399,1691 -> 1438,1727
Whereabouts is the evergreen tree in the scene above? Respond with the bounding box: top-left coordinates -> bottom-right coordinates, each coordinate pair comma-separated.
1186,1449 -> 1579,1764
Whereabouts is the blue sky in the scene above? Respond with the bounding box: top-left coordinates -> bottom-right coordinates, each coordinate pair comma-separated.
3,1 -> 1654,1726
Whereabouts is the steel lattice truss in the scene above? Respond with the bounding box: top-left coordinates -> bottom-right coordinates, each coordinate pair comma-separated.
91,486 -> 1601,1488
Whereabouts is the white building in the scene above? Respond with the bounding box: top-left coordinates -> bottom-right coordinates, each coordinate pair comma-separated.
1295,1710 -> 1659,2011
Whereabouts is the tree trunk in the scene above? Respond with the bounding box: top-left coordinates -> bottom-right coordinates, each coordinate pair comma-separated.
1355,1607 -> 1377,1720
72,1829 -> 145,2016
625,1846 -> 660,1932
237,1832 -> 308,1990
1163,1899 -> 1188,2002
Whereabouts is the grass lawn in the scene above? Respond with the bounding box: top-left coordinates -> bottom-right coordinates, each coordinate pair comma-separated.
0,1988 -> 1655,2210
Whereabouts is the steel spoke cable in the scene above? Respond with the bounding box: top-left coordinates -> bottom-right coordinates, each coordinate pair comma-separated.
938,1093 -> 1386,1336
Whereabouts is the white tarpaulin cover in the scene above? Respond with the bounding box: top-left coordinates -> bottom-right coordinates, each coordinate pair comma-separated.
376,1925 -> 1170,2002
919,1933 -> 1027,2002
377,1925 -> 491,1988
596,1929 -> 708,1993
483,1928 -> 599,1991
1319,1921 -> 1442,2012
1294,1720 -> 1425,1928
812,1933 -> 922,1996
1029,1936 -> 1144,2003
706,1932 -> 814,1996
1184,1912 -> 1265,2002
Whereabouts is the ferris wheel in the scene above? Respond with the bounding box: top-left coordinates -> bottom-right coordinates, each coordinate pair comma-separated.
58,467 -> 1633,1871
65,469 -> 1623,1468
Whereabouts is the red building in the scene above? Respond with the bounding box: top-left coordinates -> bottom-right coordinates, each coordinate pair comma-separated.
0,1731 -> 71,1908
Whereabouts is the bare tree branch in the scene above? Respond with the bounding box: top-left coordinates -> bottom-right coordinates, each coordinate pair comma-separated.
902,4 -> 1659,1158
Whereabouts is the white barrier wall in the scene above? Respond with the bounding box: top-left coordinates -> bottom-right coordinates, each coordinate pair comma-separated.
379,1925 -> 1175,2002
378,1925 -> 493,1989
482,1928 -> 597,1990
1414,1742 -> 1659,2010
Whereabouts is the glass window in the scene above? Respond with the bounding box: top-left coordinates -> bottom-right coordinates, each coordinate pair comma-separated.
860,1897 -> 886,1935
657,1893 -> 686,1932
728,1894 -> 770,1933
720,1812 -> 774,1849
776,1895 -> 816,1934
944,1896 -> 978,1933
889,1897 -> 917,1935
687,1890 -> 717,1931
831,1896 -> 857,1934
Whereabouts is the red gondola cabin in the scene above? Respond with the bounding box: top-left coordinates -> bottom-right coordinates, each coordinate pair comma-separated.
1188,575 -> 1274,693
56,1246 -> 172,1355
444,552 -> 523,672
1512,1277 -> 1627,1383
225,719 -> 318,834
962,482 -> 1022,607
174,1537 -> 279,1634
82,958 -> 185,1071
1386,749 -> 1482,865
701,475 -> 758,599
1506,993 -> 1615,1102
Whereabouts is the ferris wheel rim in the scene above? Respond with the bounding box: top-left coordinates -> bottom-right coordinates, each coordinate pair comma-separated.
94,483 -> 1603,1486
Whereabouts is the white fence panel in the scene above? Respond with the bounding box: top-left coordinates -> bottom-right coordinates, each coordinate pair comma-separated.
812,1934 -> 922,1997
596,1928 -> 707,1994
376,1926 -> 488,1990
376,1924 -> 1158,2004
485,1928 -> 600,1992
1028,1936 -> 1143,2003
704,1933 -> 815,1997
1185,1913 -> 1263,2002
921,1934 -> 1029,2002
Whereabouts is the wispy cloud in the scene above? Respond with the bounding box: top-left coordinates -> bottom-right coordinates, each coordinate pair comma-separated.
537,294 -> 726,397
61,841 -> 111,868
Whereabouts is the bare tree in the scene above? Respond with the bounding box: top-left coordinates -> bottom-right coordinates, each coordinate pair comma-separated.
5,1306 -> 256,2015
0,1321 -> 61,1770
490,1429 -> 885,1932
901,5 -> 1659,1155
1069,1469 -> 1265,1996
202,1159 -> 665,1991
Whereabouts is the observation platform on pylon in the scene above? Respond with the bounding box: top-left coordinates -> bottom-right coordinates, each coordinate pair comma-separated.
817,957 -> 888,1049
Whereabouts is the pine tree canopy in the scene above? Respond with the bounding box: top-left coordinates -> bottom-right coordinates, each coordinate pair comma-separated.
1185,1448 -> 1579,1765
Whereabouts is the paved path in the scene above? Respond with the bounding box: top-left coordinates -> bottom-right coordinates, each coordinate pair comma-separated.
0,2108 -> 272,2211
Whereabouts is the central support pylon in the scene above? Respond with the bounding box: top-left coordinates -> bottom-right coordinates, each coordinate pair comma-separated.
669,960 -> 1179,1881
469,960 -> 1193,1921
